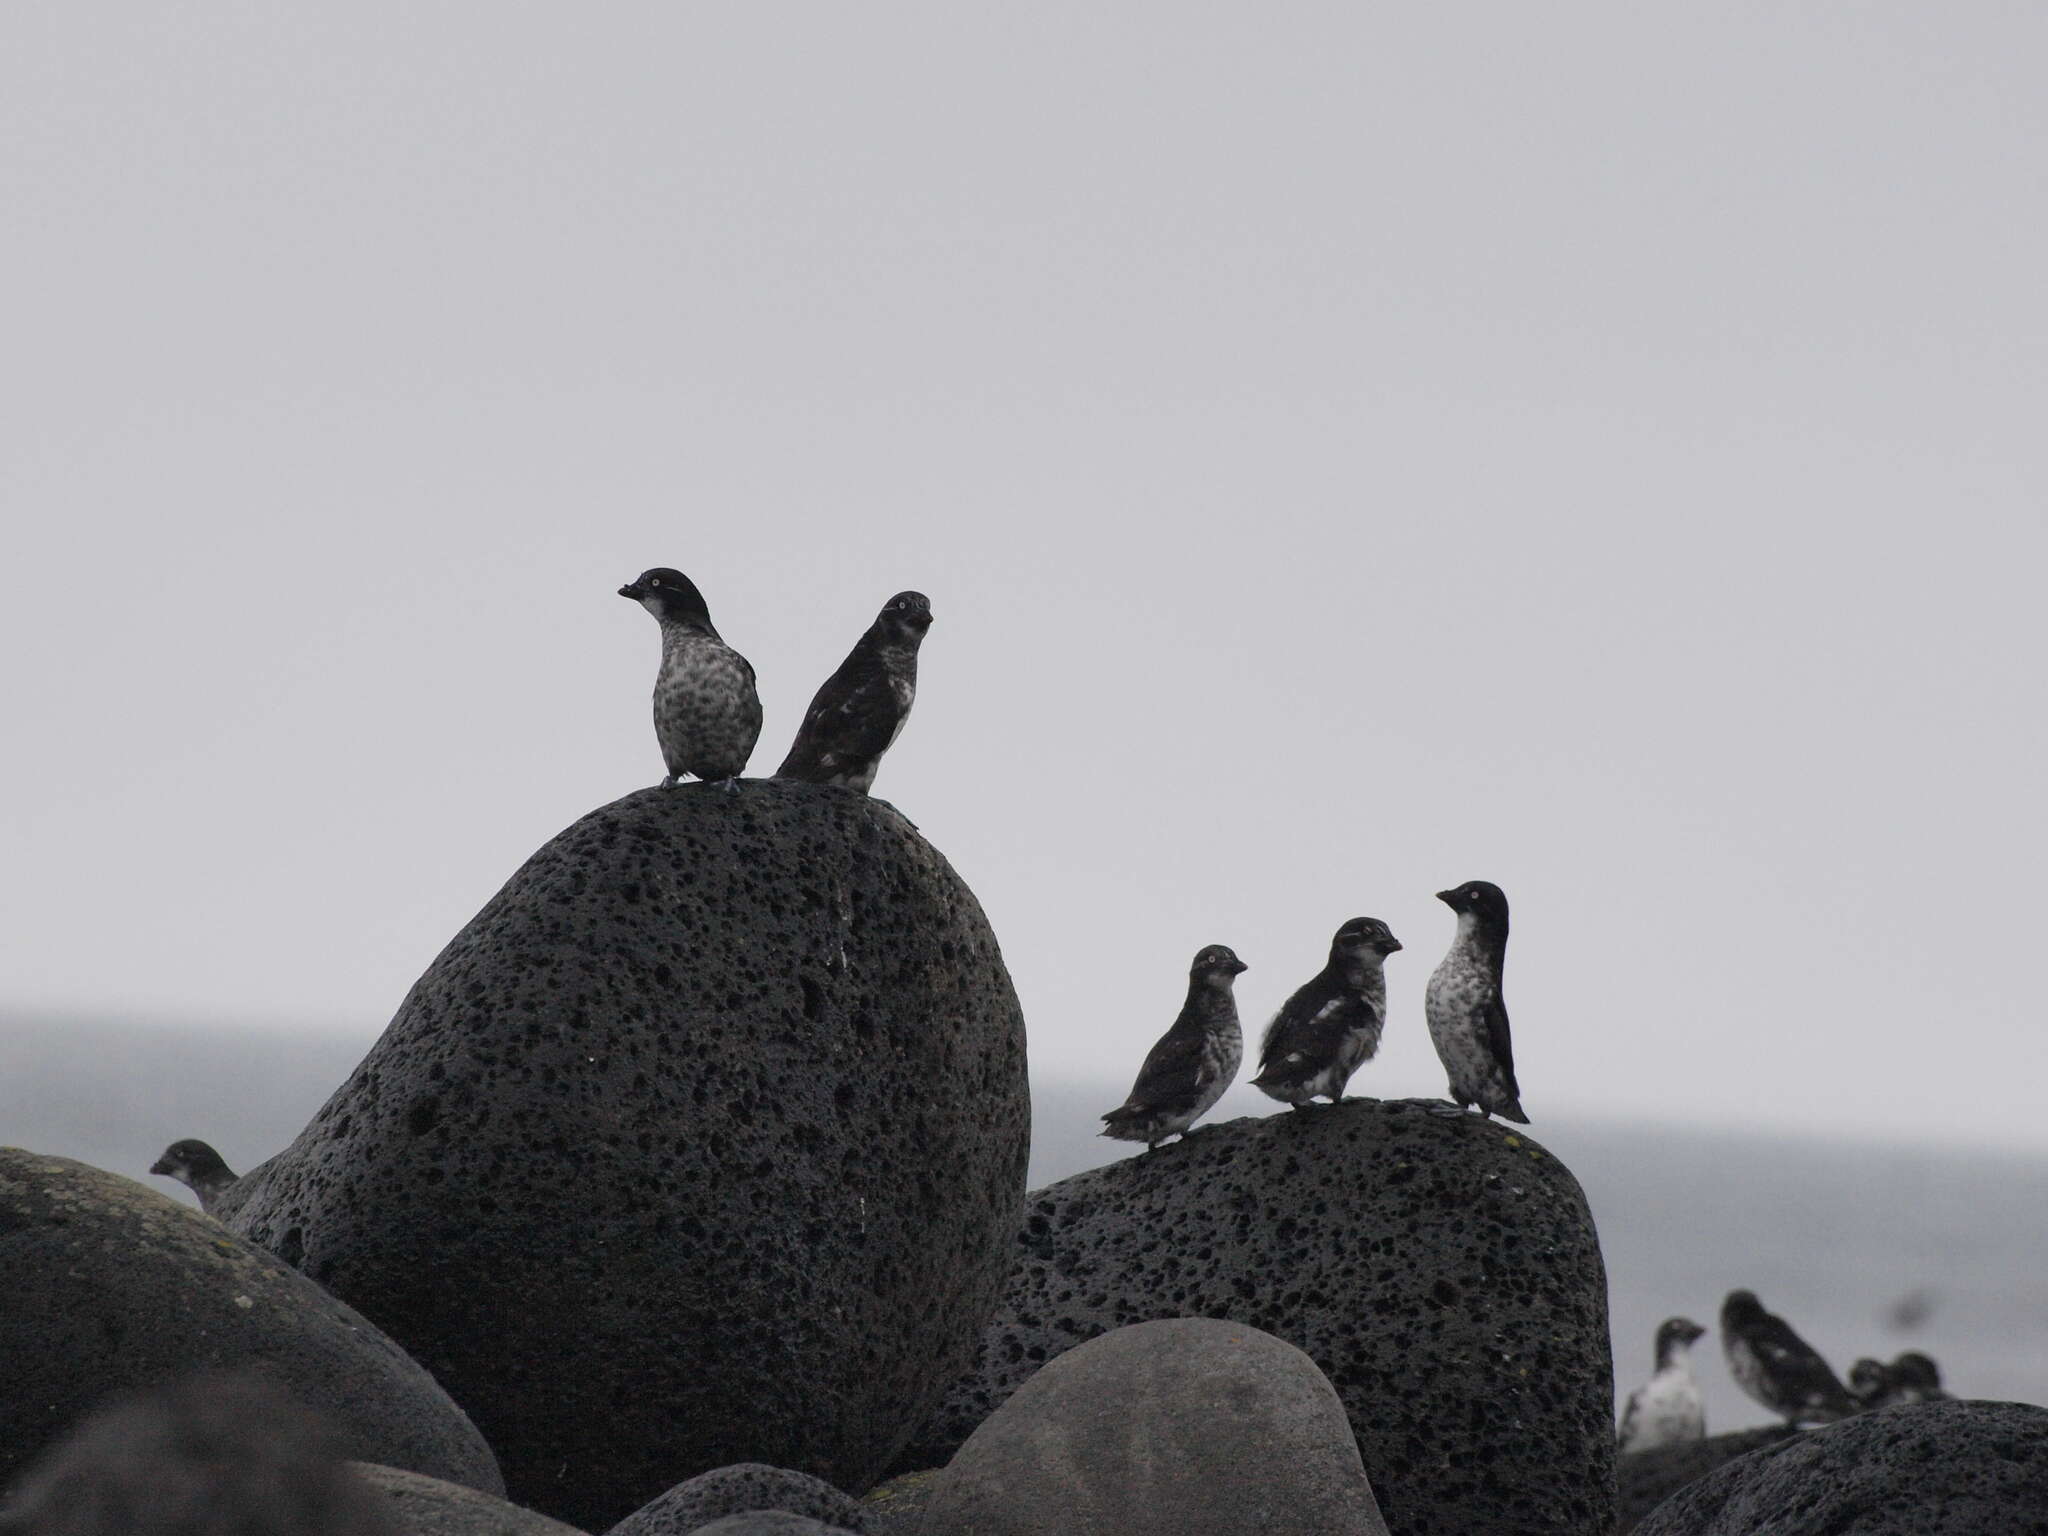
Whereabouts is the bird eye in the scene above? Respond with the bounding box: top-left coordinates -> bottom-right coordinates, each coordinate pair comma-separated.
648,576 -> 663,587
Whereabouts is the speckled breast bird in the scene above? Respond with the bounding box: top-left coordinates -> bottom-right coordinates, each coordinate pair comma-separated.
1424,879 -> 1529,1123
1618,1317 -> 1708,1452
1100,945 -> 1248,1151
1721,1289 -> 1858,1426
149,1139 -> 239,1215
1251,917 -> 1402,1108
775,591 -> 933,794
618,568 -> 763,787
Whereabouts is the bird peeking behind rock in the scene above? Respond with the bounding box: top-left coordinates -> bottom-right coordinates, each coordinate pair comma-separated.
1423,879 -> 1529,1123
775,591 -> 933,795
1851,1350 -> 1951,1410
1617,1317 -> 1708,1453
149,1139 -> 239,1216
1251,917 -> 1401,1109
1100,945 -> 1248,1152
1721,1289 -> 1859,1427
618,568 -> 763,789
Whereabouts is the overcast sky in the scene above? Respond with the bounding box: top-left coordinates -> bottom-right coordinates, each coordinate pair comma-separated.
3,5 -> 2043,1154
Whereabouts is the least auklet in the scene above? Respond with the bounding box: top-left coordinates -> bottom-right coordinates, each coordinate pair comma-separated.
1251,917 -> 1401,1108
618,568 -> 762,788
1423,879 -> 1529,1123
1100,945 -> 1247,1151
1617,1316 -> 1708,1452
149,1138 -> 239,1215
1721,1288 -> 1858,1426
775,591 -> 933,794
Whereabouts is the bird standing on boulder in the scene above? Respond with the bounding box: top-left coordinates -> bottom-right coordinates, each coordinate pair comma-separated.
1251,918 -> 1401,1108
1423,880 -> 1529,1123
775,591 -> 933,794
1850,1351 -> 1951,1410
1721,1289 -> 1859,1426
618,568 -> 762,788
149,1139 -> 239,1215
1100,945 -> 1248,1151
1617,1317 -> 1708,1452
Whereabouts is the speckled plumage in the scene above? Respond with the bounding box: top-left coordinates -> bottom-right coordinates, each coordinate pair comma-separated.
1252,917 -> 1401,1106
1100,945 -> 1246,1151
1424,880 -> 1528,1123
149,1138 -> 239,1215
619,568 -> 763,786
1618,1317 -> 1707,1452
1721,1289 -> 1858,1426
776,591 -> 932,794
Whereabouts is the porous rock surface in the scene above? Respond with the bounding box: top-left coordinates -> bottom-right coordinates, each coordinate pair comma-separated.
1632,1399 -> 2048,1535
0,1150 -> 502,1496
858,1469 -> 937,1536
690,1516 -> 860,1536
607,1462 -> 869,1535
902,1099 -> 1614,1536
1616,1427 -> 1791,1533
222,781 -> 1029,1530
354,1463 -> 589,1536
921,1318 -> 1388,1536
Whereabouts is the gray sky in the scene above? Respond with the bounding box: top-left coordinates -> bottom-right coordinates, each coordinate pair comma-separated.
3,5 -> 2044,1151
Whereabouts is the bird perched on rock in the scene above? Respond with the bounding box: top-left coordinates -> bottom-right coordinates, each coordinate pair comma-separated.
1721,1289 -> 1858,1426
1251,918 -> 1402,1108
1850,1350 -> 1951,1410
1617,1317 -> 1708,1452
1423,880 -> 1528,1123
775,591 -> 933,794
1100,945 -> 1247,1151
149,1139 -> 239,1215
618,568 -> 762,788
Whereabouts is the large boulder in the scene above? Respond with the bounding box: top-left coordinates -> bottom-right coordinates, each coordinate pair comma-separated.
0,1152 -> 501,1497
607,1463 -> 870,1536
354,1464 -> 589,1536
903,1099 -> 1614,1536
920,1318 -> 1388,1536
221,782 -> 1030,1530
1633,1399 -> 2048,1535
1616,1427 -> 1791,1533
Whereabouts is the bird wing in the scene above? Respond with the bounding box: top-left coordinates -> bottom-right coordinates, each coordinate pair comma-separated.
1258,974 -> 1341,1063
1485,990 -> 1517,1079
779,647 -> 897,774
1748,1314 -> 1851,1405
1616,1386 -> 1645,1451
1123,1026 -> 1211,1114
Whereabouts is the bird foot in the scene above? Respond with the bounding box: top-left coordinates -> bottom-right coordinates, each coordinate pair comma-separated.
660,775 -> 679,789
1423,1101 -> 1470,1119
718,777 -> 743,795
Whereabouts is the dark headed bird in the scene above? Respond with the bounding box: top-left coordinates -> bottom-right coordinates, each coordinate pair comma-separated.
618,568 -> 762,788
1851,1351 -> 1951,1410
1252,917 -> 1402,1108
1617,1317 -> 1708,1452
1424,880 -> 1528,1123
1100,945 -> 1247,1151
1721,1289 -> 1858,1426
149,1139 -> 238,1216
776,591 -> 933,794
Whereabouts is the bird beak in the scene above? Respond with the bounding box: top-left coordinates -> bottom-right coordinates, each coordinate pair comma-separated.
148,1158 -> 172,1175
1380,938 -> 1404,955
618,583 -> 644,600
1230,959 -> 1249,974
1434,889 -> 1457,906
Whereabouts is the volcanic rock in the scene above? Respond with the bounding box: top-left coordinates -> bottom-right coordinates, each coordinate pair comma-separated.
607,1462 -> 869,1535
355,1463 -> 589,1536
222,781 -> 1029,1529
1632,1399 -> 2048,1535
903,1099 -> 1614,1536
0,1151 -> 500,1496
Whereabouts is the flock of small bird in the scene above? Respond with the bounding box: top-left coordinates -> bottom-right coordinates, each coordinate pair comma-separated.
141,566 -> 1959,1453
1099,881 -> 1526,1150
1618,1289 -> 1950,1453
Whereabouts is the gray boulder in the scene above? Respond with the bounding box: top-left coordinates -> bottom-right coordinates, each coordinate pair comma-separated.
1616,1427 -> 1792,1533
690,1518 -> 858,1536
354,1464 -> 589,1535
1633,1399 -> 2048,1535
607,1463 -> 869,1535
0,1151 -> 501,1497
921,1317 -> 1387,1536
222,781 -> 1030,1530
902,1099 -> 1614,1536
857,1470 -> 938,1536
